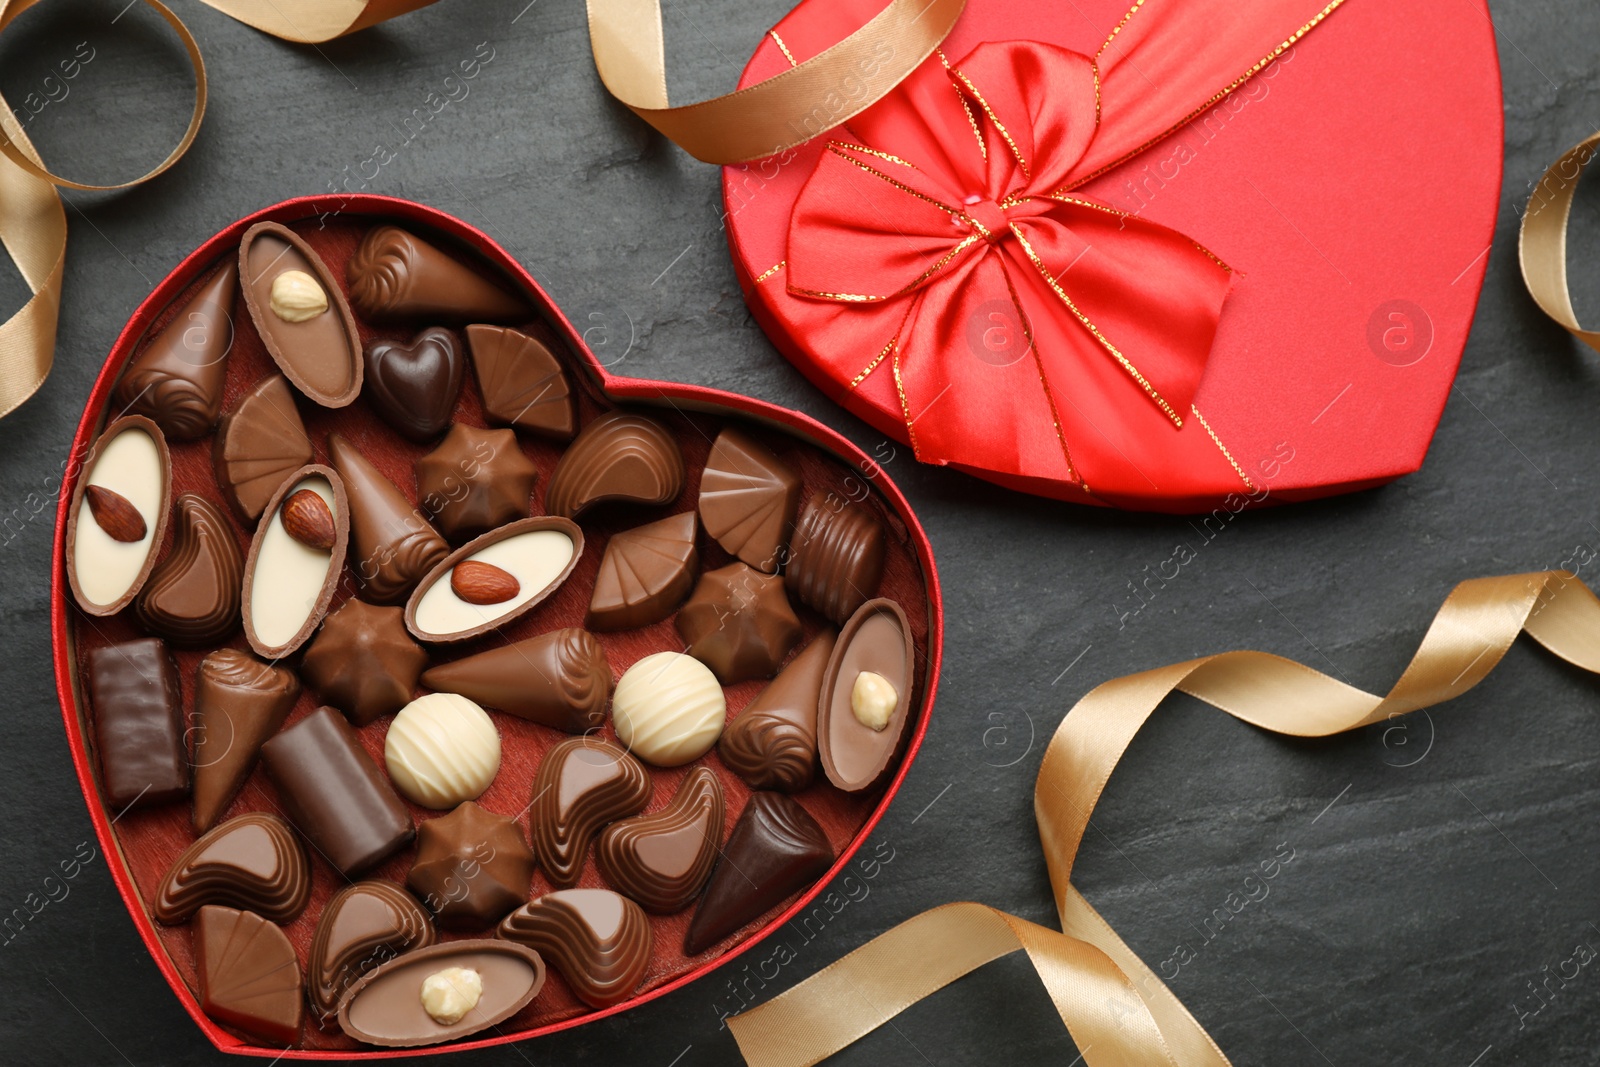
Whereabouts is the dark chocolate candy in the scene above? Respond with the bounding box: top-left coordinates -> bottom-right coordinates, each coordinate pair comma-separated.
115,262 -> 237,440
260,707 -> 414,876
415,423 -> 537,543
239,222 -> 363,408
698,427 -> 801,572
719,630 -> 836,793
420,628 -> 609,733
543,409 -> 686,519
362,327 -> 463,442
84,636 -> 188,811
818,598 -> 915,793
308,880 -> 436,1026
585,512 -> 698,632
241,465 -> 350,660
596,766 -> 724,913
465,324 -> 575,440
347,226 -> 530,323
196,905 -> 304,1046
300,599 -> 428,726
529,737 -> 651,887
684,792 -> 834,955
337,940 -> 545,1048
154,812 -> 310,924
784,496 -> 886,625
135,493 -> 244,648
212,374 -> 314,525
192,649 -> 300,834
675,562 -> 803,683
66,415 -> 172,617
497,890 -> 651,1009
403,516 -> 583,644
408,801 -> 535,931
328,432 -> 449,604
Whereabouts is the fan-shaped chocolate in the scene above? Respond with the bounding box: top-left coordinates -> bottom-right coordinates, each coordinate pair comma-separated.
544,410 -> 685,519
676,562 -> 803,683
301,599 -> 428,726
196,905 -> 304,1045
66,415 -> 172,617
818,598 -> 915,793
597,766 -> 724,913
785,496 -> 886,624
529,737 -> 651,887
135,494 -> 243,648
347,225 -> 530,322
363,327 -> 463,442
336,939 -> 545,1047
719,630 -> 835,793
328,432 -> 449,604
698,427 -> 801,572
586,512 -> 698,631
154,812 -> 310,925
465,323 -> 575,440
408,801 -> 535,931
416,423 -> 537,543
420,628 -> 610,733
497,890 -> 651,1008
213,374 -> 314,525
192,649 -> 300,834
239,222 -> 363,408
307,880 -> 436,1026
115,262 -> 237,440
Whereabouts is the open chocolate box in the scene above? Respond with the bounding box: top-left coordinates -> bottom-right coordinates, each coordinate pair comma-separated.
49,196 -> 942,1057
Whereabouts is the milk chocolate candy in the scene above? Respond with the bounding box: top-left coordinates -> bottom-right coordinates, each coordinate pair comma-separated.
212,374 -> 314,525
84,637 -> 187,811
347,226 -> 530,323
529,737 -> 651,887
785,496 -> 886,624
242,466 -> 350,660
597,766 -> 724,913
585,512 -> 698,631
192,649 -> 300,834
66,415 -> 172,617
261,707 -> 414,876
239,222 -> 363,408
362,327 -> 463,443
415,423 -> 538,543
698,427 -> 801,572
719,630 -> 835,793
676,562 -> 803,683
684,792 -> 834,955
818,598 -> 915,793
154,812 -> 311,924
543,410 -> 686,519
196,905 -> 304,1046
135,494 -> 244,648
420,628 -> 610,734
465,324 -> 575,440
408,801 -> 535,931
301,599 -> 428,726
328,432 -> 449,604
404,516 -> 582,644
308,881 -> 436,1026
336,940 -> 545,1048
115,262 -> 237,440
497,890 -> 650,1008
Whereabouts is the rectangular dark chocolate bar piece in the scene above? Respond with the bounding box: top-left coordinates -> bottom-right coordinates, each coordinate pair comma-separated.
260,706 -> 412,876
85,637 -> 189,810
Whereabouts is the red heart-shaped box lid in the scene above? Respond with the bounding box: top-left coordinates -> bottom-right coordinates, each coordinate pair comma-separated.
724,0 -> 1503,511
51,195 -> 942,1057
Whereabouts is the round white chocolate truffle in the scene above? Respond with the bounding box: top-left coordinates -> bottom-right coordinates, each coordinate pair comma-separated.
385,693 -> 502,809
612,651 -> 726,767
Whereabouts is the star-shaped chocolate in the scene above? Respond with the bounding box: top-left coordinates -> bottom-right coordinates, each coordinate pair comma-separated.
301,599 -> 428,725
415,423 -> 538,543
408,801 -> 535,931
675,562 -> 803,683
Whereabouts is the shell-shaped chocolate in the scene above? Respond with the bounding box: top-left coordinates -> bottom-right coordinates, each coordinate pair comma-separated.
135,494 -> 244,648
719,631 -> 835,793
597,767 -> 724,913
307,881 -> 436,1025
698,427 -> 801,572
529,737 -> 651,886
347,226 -> 529,323
586,512 -> 698,632
497,889 -> 651,1008
212,374 -> 314,525
115,262 -> 237,440
420,628 -> 610,733
785,497 -> 886,625
328,432 -> 448,604
466,324 -> 575,440
544,410 -> 686,519
154,812 -> 310,925
196,905 -> 304,1046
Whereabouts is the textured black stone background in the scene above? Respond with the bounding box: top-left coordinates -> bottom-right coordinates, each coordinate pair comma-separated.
0,1 -> 1595,1063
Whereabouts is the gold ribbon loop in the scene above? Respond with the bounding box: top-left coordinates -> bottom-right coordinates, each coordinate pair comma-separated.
1519,131 -> 1600,353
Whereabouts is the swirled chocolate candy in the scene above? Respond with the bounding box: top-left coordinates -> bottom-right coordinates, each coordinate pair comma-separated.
347,226 -> 530,323
586,512 -> 698,632
196,905 -> 304,1045
698,427 -> 801,572
212,374 -> 314,525
465,324 -> 575,440
784,496 -> 885,624
135,494 -> 243,648
336,940 -> 545,1047
415,423 -> 537,543
404,517 -> 582,644
242,466 -> 349,659
154,812 -> 310,924
261,707 -> 413,876
818,598 -> 915,793
676,562 -> 803,683
308,880 -> 436,1026
611,652 -> 725,767
192,649 -> 300,834
408,801 -> 535,930
719,630 -> 835,793
363,327 -> 463,442
420,628 -> 610,734
301,599 -> 428,726
597,766 -> 724,913
85,636 -> 187,811
529,737 -> 651,887
544,410 -> 686,519
240,221 -> 363,408
684,792 -> 834,955
385,694 -> 501,810
328,432 -> 449,604
66,415 -> 172,617
115,262 -> 237,440
497,890 -> 650,1008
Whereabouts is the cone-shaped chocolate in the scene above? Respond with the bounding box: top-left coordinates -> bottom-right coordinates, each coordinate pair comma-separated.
192,649 -> 300,834
116,263 -> 237,440
719,630 -> 836,793
421,628 -> 609,734
698,427 -> 801,572
466,324 -> 575,441
195,905 -> 304,1046
213,375 -> 314,525
347,226 -> 530,322
135,494 -> 243,648
684,792 -> 833,954
586,512 -> 698,632
597,766 -> 724,913
327,433 -> 448,604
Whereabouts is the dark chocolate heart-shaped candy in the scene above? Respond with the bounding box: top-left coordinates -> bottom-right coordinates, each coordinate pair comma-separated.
361,327 -> 463,442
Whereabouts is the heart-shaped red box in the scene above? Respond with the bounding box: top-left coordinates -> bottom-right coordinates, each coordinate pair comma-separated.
50,195 -> 942,1057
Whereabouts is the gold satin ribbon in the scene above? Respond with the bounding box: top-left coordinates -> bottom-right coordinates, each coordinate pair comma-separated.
727,570 -> 1600,1067
1520,131 -> 1600,353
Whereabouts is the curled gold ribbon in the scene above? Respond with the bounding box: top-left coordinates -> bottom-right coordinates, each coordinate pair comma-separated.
1520,131 -> 1600,352
728,570 -> 1600,1067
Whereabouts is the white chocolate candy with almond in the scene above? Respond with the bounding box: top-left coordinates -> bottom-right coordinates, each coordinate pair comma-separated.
385,693 -> 501,809
72,423 -> 166,609
611,651 -> 726,767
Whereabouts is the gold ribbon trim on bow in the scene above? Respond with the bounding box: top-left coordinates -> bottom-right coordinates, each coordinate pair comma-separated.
1520,130 -> 1600,352
727,570 -> 1600,1067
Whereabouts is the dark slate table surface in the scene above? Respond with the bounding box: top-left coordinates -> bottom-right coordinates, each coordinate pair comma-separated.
1,1 -> 1594,1063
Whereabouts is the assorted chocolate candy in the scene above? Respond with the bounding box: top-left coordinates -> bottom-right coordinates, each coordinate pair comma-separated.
67,219 -> 925,1052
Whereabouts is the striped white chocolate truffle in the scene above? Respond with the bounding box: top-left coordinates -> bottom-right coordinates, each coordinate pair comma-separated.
612,652 -> 726,767
385,693 -> 502,808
